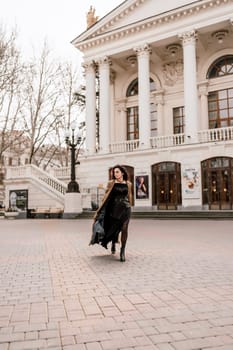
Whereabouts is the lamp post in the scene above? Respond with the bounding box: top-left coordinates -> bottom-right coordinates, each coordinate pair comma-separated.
63,122 -> 83,217
65,123 -> 82,193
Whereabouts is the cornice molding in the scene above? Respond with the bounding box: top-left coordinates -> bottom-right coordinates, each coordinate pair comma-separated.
75,0 -> 231,52
93,0 -> 145,38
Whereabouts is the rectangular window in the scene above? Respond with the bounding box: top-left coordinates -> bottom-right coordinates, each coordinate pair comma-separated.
127,107 -> 139,140
208,88 -> 233,128
150,103 -> 157,137
173,107 -> 184,134
127,104 -> 158,140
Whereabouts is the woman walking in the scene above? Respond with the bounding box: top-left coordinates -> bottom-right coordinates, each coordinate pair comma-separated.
90,165 -> 133,262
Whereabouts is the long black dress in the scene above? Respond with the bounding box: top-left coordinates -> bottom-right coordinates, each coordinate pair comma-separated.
102,182 -> 131,246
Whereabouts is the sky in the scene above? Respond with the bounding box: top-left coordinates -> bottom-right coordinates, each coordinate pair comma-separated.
0,0 -> 123,66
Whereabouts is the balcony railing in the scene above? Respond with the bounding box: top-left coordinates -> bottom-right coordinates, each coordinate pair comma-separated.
110,139 -> 140,153
150,134 -> 185,148
198,127 -> 233,143
108,127 -> 233,154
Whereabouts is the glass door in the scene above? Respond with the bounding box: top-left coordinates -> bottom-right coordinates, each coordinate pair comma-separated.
210,169 -> 231,209
152,162 -> 181,210
157,173 -> 177,209
209,171 -> 220,209
221,169 -> 230,209
158,173 -> 166,209
202,157 -> 232,210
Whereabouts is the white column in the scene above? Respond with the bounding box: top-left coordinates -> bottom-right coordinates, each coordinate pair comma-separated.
98,56 -> 111,153
154,91 -> 164,136
198,81 -> 209,130
135,44 -> 151,149
180,30 -> 198,142
110,70 -> 116,144
83,62 -> 96,154
115,100 -> 126,141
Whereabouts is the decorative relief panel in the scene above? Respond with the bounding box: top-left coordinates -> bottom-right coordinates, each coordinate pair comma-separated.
162,60 -> 183,86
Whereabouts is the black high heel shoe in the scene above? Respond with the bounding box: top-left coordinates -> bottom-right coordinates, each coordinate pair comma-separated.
101,241 -> 108,249
120,247 -> 125,262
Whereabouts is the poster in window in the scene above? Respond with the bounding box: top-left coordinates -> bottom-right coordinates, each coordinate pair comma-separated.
182,167 -> 200,198
9,189 -> 28,210
135,175 -> 149,199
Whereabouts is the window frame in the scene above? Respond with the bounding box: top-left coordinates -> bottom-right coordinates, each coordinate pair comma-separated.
173,106 -> 185,134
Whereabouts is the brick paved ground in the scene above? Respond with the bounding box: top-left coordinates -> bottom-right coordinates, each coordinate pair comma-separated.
0,218 -> 233,350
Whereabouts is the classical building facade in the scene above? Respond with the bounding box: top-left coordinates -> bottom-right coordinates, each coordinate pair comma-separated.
5,0 -> 233,213
6,0 -> 233,210
71,0 -> 233,211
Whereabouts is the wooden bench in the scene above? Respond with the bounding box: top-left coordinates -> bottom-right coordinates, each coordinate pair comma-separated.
28,208 -> 63,218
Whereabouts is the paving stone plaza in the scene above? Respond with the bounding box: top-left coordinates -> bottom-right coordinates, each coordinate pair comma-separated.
0,218 -> 233,350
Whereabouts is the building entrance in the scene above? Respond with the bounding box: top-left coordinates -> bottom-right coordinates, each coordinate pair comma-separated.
152,162 -> 181,210
202,157 -> 233,210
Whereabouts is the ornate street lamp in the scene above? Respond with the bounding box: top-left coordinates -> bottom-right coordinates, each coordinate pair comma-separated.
65,122 -> 82,193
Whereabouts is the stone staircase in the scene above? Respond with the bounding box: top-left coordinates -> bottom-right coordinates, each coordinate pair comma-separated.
5,164 -> 67,208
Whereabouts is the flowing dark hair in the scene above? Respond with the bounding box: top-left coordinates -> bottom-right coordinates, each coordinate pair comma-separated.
112,165 -> 128,181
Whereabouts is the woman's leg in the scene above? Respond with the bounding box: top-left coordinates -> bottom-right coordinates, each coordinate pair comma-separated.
111,241 -> 116,254
102,218 -> 121,250
120,219 -> 129,262
111,231 -> 121,254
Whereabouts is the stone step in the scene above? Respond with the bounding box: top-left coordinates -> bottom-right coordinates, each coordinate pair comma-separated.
78,210 -> 233,220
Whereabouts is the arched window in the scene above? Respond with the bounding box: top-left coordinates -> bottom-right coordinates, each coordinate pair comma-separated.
126,78 -> 156,96
126,79 -> 138,96
207,55 -> 233,128
126,78 -> 157,139
207,55 -> 233,79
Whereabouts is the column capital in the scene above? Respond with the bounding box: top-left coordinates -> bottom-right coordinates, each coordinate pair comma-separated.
179,30 -> 197,45
96,56 -> 112,66
153,90 -> 165,104
134,43 -> 152,57
198,80 -> 209,96
115,99 -> 126,112
82,61 -> 96,73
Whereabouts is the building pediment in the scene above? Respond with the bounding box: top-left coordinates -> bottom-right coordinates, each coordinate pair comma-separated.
72,0 -> 207,48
